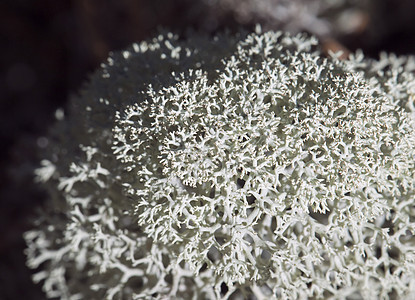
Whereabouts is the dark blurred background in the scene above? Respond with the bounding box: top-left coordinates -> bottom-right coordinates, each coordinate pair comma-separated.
1,0 -> 415,299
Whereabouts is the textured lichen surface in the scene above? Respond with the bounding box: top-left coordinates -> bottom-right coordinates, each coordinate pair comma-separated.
25,29 -> 415,299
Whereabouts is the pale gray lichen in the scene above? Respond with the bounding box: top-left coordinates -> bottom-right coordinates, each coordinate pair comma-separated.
25,29 -> 415,300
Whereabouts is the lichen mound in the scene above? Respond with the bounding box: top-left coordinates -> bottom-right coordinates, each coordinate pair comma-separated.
25,29 -> 415,300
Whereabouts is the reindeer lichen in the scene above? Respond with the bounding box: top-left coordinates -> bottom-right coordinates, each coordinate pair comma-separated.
25,29 -> 415,299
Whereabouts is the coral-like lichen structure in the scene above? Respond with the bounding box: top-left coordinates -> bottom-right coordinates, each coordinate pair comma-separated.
25,29 -> 415,299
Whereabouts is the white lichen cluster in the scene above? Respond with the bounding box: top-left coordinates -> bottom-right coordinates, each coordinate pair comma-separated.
25,28 -> 415,300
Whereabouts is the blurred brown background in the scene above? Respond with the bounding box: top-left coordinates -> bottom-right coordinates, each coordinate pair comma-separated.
1,0 -> 415,299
